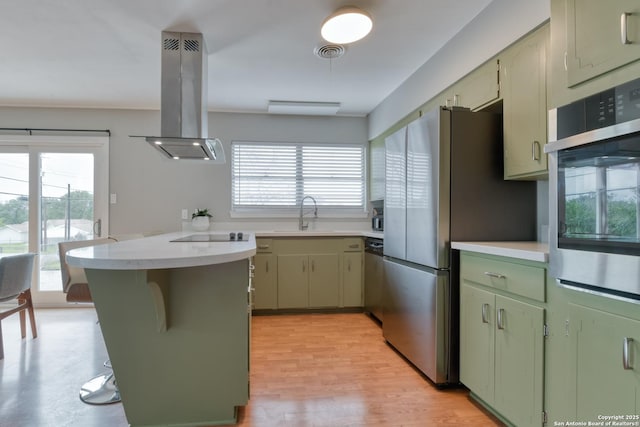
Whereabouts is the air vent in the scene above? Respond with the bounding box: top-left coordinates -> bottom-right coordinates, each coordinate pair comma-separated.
314,44 -> 345,60
163,37 -> 179,51
183,38 -> 200,52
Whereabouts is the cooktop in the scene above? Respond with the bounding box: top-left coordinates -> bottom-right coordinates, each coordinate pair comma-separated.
171,232 -> 248,242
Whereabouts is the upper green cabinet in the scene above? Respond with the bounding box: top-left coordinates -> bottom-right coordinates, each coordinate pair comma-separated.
451,59 -> 501,111
502,25 -> 549,180
565,0 -> 640,87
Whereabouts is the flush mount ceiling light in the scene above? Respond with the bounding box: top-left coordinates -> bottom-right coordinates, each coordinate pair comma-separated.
321,6 -> 373,44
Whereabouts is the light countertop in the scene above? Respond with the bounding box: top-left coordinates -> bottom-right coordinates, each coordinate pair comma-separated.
254,230 -> 384,239
451,241 -> 549,263
66,231 -> 257,271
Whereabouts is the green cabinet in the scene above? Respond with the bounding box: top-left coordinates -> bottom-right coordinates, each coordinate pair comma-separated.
502,25 -> 549,180
567,303 -> 640,419
277,253 -> 339,308
252,253 -> 277,309
565,0 -> 640,87
460,283 -> 495,401
254,237 -> 363,310
342,252 -> 363,307
451,59 -> 500,111
252,239 -> 278,310
308,254 -> 340,308
459,252 -> 546,427
277,254 -> 309,308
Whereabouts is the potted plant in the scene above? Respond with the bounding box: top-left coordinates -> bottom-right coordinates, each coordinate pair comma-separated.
191,208 -> 212,231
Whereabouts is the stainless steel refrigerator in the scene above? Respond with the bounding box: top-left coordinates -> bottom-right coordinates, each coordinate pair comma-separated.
383,106 -> 536,385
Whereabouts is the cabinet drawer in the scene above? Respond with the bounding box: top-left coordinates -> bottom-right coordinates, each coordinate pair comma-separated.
460,253 -> 545,302
342,238 -> 363,252
256,239 -> 273,253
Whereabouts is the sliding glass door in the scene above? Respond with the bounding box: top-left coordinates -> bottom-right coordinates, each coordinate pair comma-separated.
0,135 -> 109,306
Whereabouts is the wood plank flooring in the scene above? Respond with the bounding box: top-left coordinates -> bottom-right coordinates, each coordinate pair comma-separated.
0,308 -> 501,426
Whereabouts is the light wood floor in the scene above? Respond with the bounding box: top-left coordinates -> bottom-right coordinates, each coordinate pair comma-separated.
0,308 -> 501,426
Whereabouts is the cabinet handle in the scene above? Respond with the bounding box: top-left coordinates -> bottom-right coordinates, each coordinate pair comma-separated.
481,303 -> 489,324
258,244 -> 270,250
563,51 -> 568,71
302,261 -> 306,273
621,12 -> 632,45
265,261 -> 269,273
497,308 -> 505,330
311,260 -> 315,272
532,140 -> 541,161
623,337 -> 634,370
348,259 -> 351,272
484,271 -> 506,279
349,243 -> 360,249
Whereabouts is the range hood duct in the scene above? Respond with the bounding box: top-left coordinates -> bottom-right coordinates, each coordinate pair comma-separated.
141,32 -> 225,162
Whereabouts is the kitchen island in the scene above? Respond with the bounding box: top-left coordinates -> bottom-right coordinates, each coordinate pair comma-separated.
66,232 -> 256,427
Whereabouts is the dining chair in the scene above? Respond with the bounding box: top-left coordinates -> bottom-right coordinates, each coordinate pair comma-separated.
0,253 -> 37,360
58,238 -> 121,405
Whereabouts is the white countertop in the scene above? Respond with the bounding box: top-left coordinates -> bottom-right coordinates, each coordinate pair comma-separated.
66,232 -> 257,270
254,230 -> 384,239
451,241 -> 549,263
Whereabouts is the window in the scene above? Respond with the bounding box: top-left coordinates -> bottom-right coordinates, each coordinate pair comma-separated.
231,142 -> 365,216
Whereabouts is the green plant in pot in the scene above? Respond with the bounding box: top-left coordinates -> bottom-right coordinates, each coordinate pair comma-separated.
191,208 -> 212,231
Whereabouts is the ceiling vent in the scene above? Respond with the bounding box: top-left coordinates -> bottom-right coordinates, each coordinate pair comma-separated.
314,44 -> 345,60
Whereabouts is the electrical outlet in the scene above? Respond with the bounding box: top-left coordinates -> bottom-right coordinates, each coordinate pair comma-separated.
110,193 -> 117,204
181,209 -> 189,220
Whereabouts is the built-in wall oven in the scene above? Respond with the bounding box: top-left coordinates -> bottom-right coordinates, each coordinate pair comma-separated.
546,77 -> 640,301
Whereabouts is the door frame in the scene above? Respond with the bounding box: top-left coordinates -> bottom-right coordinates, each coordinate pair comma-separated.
0,134 -> 109,307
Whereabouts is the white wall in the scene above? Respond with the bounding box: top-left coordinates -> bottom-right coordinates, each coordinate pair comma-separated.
0,107 -> 367,235
368,0 -> 550,140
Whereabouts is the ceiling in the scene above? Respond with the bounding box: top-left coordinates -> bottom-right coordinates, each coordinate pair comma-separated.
0,0 -> 493,117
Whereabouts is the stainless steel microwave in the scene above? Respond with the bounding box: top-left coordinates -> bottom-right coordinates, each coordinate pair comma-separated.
546,78 -> 640,302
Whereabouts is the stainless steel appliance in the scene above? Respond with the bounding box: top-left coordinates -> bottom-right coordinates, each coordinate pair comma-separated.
364,237 -> 384,322
383,106 -> 536,385
371,200 -> 384,231
546,77 -> 640,301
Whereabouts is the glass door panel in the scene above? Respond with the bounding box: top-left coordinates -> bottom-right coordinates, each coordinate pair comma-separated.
39,153 -> 95,292
0,153 -> 29,255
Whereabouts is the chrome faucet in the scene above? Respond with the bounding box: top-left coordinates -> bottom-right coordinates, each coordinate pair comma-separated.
298,195 -> 318,231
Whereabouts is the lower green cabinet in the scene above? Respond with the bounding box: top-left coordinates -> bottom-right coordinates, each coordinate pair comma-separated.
568,303 -> 640,419
494,295 -> 544,427
253,237 -> 363,310
252,254 -> 277,309
459,252 -> 545,427
308,254 -> 340,308
460,283 -> 495,401
342,252 -> 363,307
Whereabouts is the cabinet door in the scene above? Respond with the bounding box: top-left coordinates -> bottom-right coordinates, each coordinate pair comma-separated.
569,303 -> 640,420
566,0 -> 640,87
277,254 -> 308,308
459,283 -> 495,404
494,295 -> 544,427
342,252 -> 363,307
308,254 -> 339,308
453,59 -> 500,110
503,25 -> 548,180
252,254 -> 277,309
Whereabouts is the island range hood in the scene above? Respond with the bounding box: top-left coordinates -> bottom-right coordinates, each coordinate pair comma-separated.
139,31 -> 225,162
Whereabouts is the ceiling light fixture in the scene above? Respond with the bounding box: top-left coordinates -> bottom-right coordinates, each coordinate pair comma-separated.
321,6 -> 372,44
